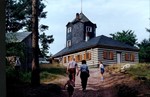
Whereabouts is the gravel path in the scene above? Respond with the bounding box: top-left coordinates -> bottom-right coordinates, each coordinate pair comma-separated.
50,68 -> 130,97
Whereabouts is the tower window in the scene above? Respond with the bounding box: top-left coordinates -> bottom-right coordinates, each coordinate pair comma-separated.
86,26 -> 92,32
67,27 -> 72,33
67,40 -> 71,47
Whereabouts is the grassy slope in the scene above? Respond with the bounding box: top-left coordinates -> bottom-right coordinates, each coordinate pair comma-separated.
40,63 -> 67,83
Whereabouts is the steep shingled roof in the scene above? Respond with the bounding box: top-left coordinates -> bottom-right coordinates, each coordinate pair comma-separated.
66,12 -> 93,26
53,35 -> 139,58
6,32 -> 32,43
72,12 -> 91,23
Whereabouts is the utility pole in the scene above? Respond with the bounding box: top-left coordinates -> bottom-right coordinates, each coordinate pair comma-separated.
149,0 -> 150,39
31,0 -> 40,86
0,0 -> 6,96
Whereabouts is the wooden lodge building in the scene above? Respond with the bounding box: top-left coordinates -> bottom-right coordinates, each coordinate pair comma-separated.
53,13 -> 139,66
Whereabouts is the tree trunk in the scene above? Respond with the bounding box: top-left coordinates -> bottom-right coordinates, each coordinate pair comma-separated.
0,0 -> 6,96
31,0 -> 40,86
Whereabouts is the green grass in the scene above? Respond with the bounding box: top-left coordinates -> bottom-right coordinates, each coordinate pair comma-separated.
6,62 -> 67,83
126,63 -> 150,80
40,63 -> 67,82
126,63 -> 150,89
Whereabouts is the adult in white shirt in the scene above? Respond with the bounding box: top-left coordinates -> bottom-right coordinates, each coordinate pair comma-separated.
66,58 -> 78,82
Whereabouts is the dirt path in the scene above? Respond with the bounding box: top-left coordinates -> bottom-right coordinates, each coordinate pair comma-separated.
48,68 -> 132,97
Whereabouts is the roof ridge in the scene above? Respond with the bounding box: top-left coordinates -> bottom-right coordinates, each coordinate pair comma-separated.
79,12 -> 90,22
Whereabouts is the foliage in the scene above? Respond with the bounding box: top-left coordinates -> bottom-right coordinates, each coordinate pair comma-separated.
39,32 -> 54,57
127,63 -> 150,80
138,37 -> 150,62
6,60 -> 31,83
6,42 -> 26,62
126,63 -> 150,92
6,0 -> 54,56
6,65 -> 17,83
110,30 -> 137,46
6,0 -> 47,32
5,32 -> 18,43
19,71 -> 31,83
6,62 -> 66,83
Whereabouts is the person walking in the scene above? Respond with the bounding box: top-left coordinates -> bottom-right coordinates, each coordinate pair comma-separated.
66,58 -> 78,82
64,74 -> 75,97
98,60 -> 105,81
77,60 -> 89,92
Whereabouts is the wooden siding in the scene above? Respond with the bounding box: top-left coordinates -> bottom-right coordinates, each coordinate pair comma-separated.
98,48 -> 117,65
62,48 -> 99,66
98,48 -> 139,65
122,51 -> 139,63
61,48 -> 139,66
22,34 -> 32,70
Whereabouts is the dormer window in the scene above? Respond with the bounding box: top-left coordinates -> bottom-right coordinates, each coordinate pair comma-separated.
67,40 -> 71,47
86,26 -> 92,32
67,27 -> 72,33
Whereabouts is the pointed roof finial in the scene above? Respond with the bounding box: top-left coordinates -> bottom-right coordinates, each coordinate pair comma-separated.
81,0 -> 82,13
148,0 -> 150,39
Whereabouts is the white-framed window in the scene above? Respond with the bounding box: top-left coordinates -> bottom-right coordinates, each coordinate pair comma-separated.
67,40 -> 71,47
67,27 -> 72,33
86,26 -> 92,32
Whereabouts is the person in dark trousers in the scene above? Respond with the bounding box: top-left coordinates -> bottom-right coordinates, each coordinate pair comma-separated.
66,58 -> 79,82
64,74 -> 75,97
77,60 -> 89,92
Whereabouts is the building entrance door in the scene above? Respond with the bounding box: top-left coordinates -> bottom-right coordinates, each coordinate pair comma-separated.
117,53 -> 121,64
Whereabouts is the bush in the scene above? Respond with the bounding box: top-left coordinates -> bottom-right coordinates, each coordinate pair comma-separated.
127,64 -> 150,80
20,71 -> 31,83
6,61 -> 31,84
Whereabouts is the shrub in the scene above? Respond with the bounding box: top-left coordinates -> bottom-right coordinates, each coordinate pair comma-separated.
127,64 -> 150,80
19,71 -> 31,83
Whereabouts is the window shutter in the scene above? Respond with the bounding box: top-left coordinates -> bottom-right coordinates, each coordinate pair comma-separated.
75,55 -> 78,62
86,52 -> 88,60
84,54 -> 86,60
68,56 -> 70,62
103,51 -> 107,59
131,53 -> 135,61
64,57 -> 66,63
86,52 -> 91,60
80,54 -> 82,61
71,55 -> 73,61
77,55 -> 80,62
125,53 -> 128,61
110,52 -> 114,60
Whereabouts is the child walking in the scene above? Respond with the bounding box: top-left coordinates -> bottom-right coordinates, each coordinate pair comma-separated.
99,60 -> 105,81
64,74 -> 75,97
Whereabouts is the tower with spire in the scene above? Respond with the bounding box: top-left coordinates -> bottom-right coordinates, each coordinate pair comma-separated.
53,2 -> 139,66
66,12 -> 97,47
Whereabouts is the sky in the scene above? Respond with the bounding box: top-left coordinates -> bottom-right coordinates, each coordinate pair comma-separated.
40,0 -> 150,55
